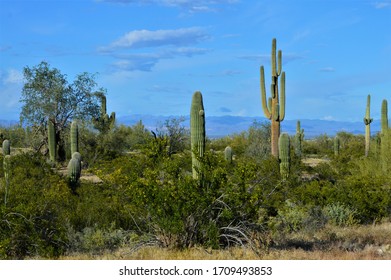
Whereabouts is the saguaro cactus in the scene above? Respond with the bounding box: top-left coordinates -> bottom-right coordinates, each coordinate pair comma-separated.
381,99 -> 388,134
93,92 -> 116,133
3,155 -> 11,206
2,139 -> 10,156
224,146 -> 233,163
70,120 -> 79,155
260,38 -> 286,158
48,118 -> 56,162
190,91 -> 205,179
294,121 -> 304,158
363,94 -> 373,157
334,136 -> 340,156
380,99 -> 390,172
278,133 -> 290,180
67,156 -> 81,191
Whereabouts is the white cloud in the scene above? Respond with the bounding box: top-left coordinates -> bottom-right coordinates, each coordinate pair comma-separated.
98,0 -> 238,12
107,47 -> 210,71
373,2 -> 391,9
2,69 -> 24,85
99,28 -> 209,52
319,67 -> 336,72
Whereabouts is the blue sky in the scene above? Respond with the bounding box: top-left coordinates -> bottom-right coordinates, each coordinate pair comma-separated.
0,0 -> 390,123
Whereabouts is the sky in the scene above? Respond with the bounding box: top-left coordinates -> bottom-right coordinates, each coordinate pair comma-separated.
0,0 -> 390,123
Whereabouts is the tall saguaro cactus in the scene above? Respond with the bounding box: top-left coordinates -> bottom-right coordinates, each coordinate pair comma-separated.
363,95 -> 373,157
93,92 -> 116,133
278,133 -> 290,180
294,120 -> 304,158
260,38 -> 286,157
190,91 -> 205,179
48,118 -> 56,162
381,99 -> 388,134
70,120 -> 79,155
380,99 -> 390,172
334,136 -> 340,156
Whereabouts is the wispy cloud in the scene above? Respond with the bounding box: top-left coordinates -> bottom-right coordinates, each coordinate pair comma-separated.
99,28 -> 209,52
1,69 -> 24,85
319,67 -> 336,72
0,45 -> 12,52
373,1 -> 391,9
98,0 -> 238,12
108,47 -> 211,71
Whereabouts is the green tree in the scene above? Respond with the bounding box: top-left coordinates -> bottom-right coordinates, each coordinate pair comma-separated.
20,61 -> 101,161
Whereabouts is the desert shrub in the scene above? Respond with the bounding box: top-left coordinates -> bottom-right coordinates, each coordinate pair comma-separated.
323,202 -> 358,226
269,200 -> 327,236
66,223 -> 133,254
0,153 -> 70,259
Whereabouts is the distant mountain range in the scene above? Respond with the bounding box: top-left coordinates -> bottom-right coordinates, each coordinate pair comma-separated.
116,115 -> 382,139
0,116 -> 382,139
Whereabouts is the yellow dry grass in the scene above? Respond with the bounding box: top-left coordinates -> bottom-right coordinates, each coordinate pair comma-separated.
60,223 -> 391,260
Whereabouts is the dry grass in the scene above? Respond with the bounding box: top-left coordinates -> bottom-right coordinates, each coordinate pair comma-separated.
59,222 -> 391,260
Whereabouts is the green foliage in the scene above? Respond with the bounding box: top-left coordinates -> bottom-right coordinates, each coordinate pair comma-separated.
0,153 -> 71,259
323,202 -> 357,226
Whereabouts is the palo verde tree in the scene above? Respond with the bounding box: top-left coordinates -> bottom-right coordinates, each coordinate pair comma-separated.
20,61 -> 101,161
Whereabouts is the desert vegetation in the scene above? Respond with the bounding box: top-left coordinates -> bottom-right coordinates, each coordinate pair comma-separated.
0,39 -> 390,260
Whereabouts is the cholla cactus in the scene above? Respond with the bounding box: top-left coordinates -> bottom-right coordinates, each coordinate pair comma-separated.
190,91 -> 205,179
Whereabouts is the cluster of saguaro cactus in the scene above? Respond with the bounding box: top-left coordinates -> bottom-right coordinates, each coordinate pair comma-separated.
190,91 -> 205,179
278,133 -> 290,180
334,136 -> 340,156
48,118 -> 56,162
224,146 -> 233,163
294,120 -> 304,158
363,95 -> 373,157
67,152 -> 82,191
71,120 -> 79,155
260,38 -> 286,158
93,92 -> 116,133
